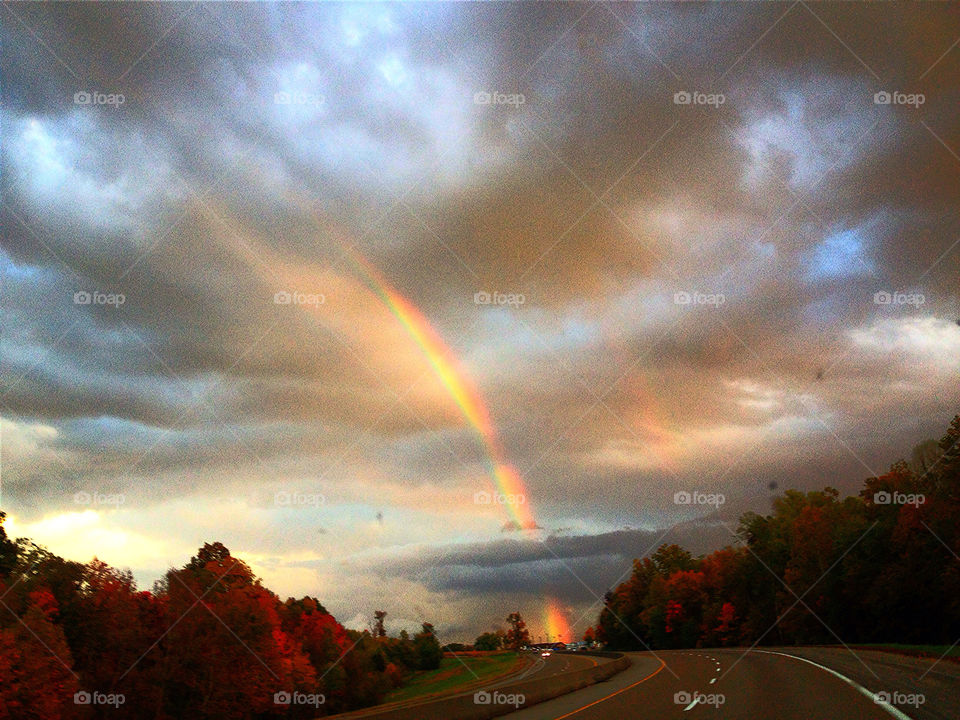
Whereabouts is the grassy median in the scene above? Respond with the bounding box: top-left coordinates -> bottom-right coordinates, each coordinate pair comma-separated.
385,652 -> 525,704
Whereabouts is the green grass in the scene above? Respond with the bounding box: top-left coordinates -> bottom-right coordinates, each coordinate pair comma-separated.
849,644 -> 960,658
385,653 -> 524,704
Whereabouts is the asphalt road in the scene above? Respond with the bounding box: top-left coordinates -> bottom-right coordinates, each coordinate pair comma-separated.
500,652 -> 600,684
498,648 -> 960,720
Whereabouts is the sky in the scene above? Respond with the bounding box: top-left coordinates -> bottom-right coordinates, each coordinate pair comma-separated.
2,2 -> 959,643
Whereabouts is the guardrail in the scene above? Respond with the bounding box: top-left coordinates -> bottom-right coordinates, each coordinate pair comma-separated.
325,650 -> 631,720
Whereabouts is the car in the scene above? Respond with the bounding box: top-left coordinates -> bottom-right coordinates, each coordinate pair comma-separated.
540,650 -> 551,658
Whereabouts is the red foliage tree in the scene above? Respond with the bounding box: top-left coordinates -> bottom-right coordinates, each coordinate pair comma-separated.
158,545 -> 312,719
0,586 -> 78,720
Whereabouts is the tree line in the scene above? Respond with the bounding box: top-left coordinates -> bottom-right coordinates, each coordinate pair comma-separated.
591,414 -> 960,651
436,612 -> 532,655
0,537 -> 441,719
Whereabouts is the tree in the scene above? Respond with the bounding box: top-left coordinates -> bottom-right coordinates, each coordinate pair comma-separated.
0,586 -> 78,720
373,610 -> 387,638
714,603 -> 737,640
337,631 -> 394,708
280,596 -> 354,712
159,544 -> 311,719
474,631 -> 502,651
0,512 -> 17,578
909,439 -> 943,476
699,548 -> 747,646
651,544 -> 697,576
413,622 -> 442,670
69,558 -> 165,717
505,612 -> 530,651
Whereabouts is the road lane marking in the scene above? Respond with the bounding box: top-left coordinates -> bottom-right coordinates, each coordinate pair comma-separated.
755,650 -> 916,720
552,658 -> 667,720
683,696 -> 701,711
710,678 -> 717,684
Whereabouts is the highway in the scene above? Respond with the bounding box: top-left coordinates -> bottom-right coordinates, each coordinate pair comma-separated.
499,648 -> 960,720
504,652 -> 600,683
325,652 -> 603,720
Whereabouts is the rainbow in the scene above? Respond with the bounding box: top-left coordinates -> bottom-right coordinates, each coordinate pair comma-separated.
204,194 -> 554,638
344,248 -> 536,530
543,597 -> 572,643
198,194 -> 536,530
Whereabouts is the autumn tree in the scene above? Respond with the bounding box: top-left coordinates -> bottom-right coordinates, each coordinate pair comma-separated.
698,548 -> 747,646
505,612 -> 530,650
0,586 -> 78,720
67,559 -> 165,718
280,596 -> 356,713
158,543 -> 312,719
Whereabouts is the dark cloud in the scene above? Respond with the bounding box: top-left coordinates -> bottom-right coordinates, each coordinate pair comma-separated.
346,521 -> 739,609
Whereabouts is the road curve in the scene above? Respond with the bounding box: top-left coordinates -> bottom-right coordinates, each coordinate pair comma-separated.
498,648 -> 960,720
505,652 -> 600,684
